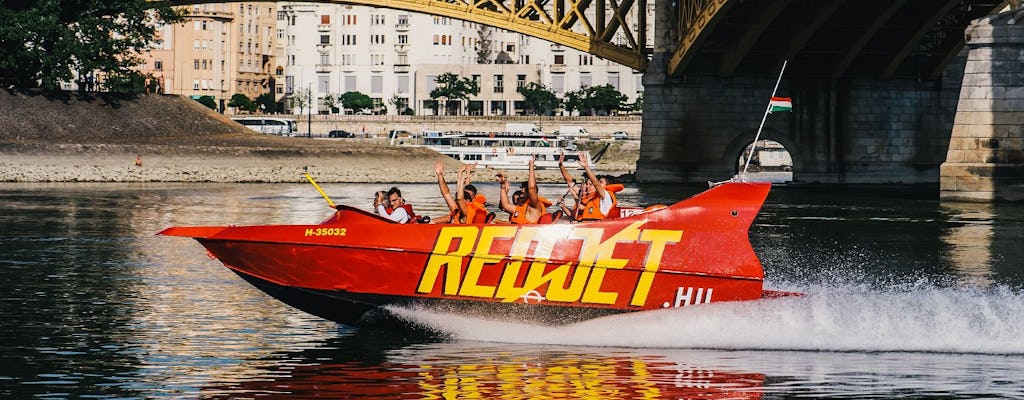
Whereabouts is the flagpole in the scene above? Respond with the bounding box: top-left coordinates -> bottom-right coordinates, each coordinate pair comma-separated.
741,60 -> 788,177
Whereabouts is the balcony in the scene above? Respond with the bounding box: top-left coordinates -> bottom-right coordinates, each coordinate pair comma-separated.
317,23 -> 331,31
393,64 -> 410,73
184,10 -> 233,22
316,43 -> 332,52
550,64 -> 566,73
315,64 -> 332,73
393,44 -> 409,54
395,23 -> 410,32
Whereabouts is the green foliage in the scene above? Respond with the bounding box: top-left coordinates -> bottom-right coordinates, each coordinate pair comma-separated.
228,93 -> 257,112
104,71 -> 146,94
340,91 -> 373,113
563,84 -> 627,116
254,92 -> 278,113
196,95 -> 217,110
430,72 -> 479,115
0,0 -> 183,92
517,82 -> 560,116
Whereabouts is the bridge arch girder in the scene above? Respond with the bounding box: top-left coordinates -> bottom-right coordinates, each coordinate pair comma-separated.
154,0 -> 649,70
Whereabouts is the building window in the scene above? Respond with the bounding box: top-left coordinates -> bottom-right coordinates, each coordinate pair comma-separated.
397,34 -> 408,45
154,59 -> 163,71
193,80 -> 200,90
371,14 -> 385,25
319,76 -> 330,93
516,74 -> 526,88
397,75 -> 409,93
345,75 -> 357,92
193,59 -> 200,69
371,75 -> 383,93
608,73 -> 619,90
285,75 -> 294,93
554,54 -> 564,65
426,74 -> 437,92
493,75 -> 503,93
371,34 -> 385,45
320,35 -> 330,44
580,73 -> 591,88
552,75 -> 564,93
320,15 -> 330,24
320,53 -> 330,65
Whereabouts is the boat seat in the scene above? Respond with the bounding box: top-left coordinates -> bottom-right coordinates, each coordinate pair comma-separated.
538,210 -> 563,224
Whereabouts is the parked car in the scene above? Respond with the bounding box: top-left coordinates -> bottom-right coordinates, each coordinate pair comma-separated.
611,131 -> 629,140
328,130 -> 356,138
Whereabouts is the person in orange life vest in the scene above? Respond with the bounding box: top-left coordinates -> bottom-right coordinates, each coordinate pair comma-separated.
433,161 -> 487,223
496,158 -> 551,224
572,151 -> 620,220
373,186 -> 413,223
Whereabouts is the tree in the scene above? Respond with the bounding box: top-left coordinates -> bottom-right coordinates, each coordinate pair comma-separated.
430,72 -> 479,116
563,84 -> 627,116
586,84 -> 627,115
195,95 -> 217,110
254,92 -> 278,113
0,0 -> 182,92
475,26 -> 493,64
340,91 -> 373,113
517,82 -> 560,115
228,93 -> 257,113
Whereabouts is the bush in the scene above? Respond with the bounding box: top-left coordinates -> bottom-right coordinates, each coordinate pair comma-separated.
196,96 -> 217,110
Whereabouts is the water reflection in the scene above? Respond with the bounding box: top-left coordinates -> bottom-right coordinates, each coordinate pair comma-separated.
940,201 -> 996,288
2,183 -> 1024,399
201,332 -> 767,399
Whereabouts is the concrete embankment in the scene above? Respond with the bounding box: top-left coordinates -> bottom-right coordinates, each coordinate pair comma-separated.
0,92 -> 638,183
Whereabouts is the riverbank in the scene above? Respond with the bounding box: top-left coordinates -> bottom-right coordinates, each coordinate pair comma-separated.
0,92 -> 637,183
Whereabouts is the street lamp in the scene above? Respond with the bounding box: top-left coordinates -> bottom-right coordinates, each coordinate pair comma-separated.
307,82 -> 312,138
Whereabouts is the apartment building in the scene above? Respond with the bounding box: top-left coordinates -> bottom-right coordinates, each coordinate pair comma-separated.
140,2 -> 279,112
276,3 -> 646,116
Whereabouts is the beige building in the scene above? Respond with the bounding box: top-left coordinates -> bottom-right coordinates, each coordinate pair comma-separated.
139,2 -> 279,113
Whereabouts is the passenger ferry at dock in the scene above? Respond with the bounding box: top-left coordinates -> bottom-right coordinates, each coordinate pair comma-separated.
395,130 -> 590,170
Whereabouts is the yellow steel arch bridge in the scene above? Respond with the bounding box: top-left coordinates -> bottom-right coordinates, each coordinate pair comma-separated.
152,0 -> 650,71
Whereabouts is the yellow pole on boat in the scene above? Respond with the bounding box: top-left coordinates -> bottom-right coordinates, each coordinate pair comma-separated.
303,172 -> 335,207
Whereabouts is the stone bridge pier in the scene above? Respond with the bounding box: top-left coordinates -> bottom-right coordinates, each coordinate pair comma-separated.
637,59 -> 962,185
940,8 -> 1024,202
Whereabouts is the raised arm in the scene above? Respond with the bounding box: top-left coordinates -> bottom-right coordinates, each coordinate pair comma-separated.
454,164 -> 471,217
558,153 -> 578,200
577,151 -> 607,199
496,171 -> 515,214
527,157 -> 541,208
434,160 -> 457,211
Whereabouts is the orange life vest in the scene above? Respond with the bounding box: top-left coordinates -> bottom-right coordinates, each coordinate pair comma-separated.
575,186 -> 619,221
449,196 -> 489,224
510,196 -> 552,224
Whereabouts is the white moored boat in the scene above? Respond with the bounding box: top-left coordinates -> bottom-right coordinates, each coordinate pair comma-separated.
400,130 -> 590,170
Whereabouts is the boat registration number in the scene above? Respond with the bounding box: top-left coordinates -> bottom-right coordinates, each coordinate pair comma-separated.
304,227 -> 347,237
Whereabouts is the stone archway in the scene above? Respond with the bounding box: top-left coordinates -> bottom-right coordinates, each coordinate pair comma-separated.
723,129 -> 800,181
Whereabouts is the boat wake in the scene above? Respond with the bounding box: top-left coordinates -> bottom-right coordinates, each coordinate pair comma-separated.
384,282 -> 1024,354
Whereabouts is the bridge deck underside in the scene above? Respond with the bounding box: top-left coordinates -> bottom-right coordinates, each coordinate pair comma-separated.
677,0 -> 1005,80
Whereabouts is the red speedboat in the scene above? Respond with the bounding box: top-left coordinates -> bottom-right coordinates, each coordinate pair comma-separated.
160,181 -> 795,326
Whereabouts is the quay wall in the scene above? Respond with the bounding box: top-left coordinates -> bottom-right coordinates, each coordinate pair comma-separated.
271,115 -> 642,138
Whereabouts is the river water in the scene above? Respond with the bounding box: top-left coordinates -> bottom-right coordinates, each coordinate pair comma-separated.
1,182 -> 1022,399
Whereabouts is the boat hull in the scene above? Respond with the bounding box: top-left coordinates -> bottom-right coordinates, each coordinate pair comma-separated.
161,181 -> 777,326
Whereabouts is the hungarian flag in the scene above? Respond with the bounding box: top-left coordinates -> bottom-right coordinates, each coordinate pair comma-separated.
769,97 -> 793,113
540,136 -> 549,146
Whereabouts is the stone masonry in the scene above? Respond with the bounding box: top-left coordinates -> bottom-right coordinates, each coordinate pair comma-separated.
940,7 -> 1024,202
